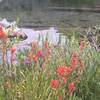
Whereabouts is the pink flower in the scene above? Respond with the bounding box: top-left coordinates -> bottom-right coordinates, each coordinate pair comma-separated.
37,50 -> 43,57
68,82 -> 75,96
13,32 -> 18,36
50,80 -> 59,90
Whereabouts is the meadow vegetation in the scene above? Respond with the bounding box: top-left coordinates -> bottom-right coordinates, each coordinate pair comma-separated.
0,26 -> 100,100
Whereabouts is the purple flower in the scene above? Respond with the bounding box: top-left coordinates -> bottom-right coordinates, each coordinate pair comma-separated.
23,58 -> 30,65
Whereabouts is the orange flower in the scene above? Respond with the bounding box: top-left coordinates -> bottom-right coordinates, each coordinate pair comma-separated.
50,80 -> 59,90
0,27 -> 7,39
32,54 -> 38,62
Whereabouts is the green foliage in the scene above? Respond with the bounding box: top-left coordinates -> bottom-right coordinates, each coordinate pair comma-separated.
66,0 -> 95,6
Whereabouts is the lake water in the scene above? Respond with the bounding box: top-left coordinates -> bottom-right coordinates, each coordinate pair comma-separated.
1,10 -> 100,28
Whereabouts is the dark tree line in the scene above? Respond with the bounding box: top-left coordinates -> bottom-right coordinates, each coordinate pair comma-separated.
0,0 -> 99,11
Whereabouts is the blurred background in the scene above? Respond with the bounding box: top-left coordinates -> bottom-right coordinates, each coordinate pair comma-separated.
0,0 -> 100,29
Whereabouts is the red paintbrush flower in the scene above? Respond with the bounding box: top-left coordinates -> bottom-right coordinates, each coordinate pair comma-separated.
61,77 -> 67,84
70,52 -> 78,68
79,41 -> 86,51
32,54 -> 38,62
0,27 -> 7,39
68,82 -> 75,96
10,47 -> 16,65
10,47 -> 16,54
50,80 -> 59,90
37,50 -> 43,57
58,95 -> 62,100
31,41 -> 37,50
71,57 -> 78,68
28,52 -> 33,61
65,67 -> 73,75
43,41 -> 49,49
56,66 -> 66,76
56,66 -> 72,77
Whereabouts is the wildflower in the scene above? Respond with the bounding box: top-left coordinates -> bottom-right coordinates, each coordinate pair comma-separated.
31,41 -> 37,50
43,48 -> 51,62
10,47 -> 16,65
43,41 -> 49,49
56,66 -> 72,77
23,58 -> 30,65
13,32 -> 18,37
32,54 -> 38,62
56,66 -> 66,76
71,57 -> 78,68
37,50 -> 43,57
65,67 -> 73,75
0,26 -> 7,39
10,47 -> 16,54
58,95 -> 62,100
71,52 -> 78,68
28,52 -> 33,61
68,82 -> 75,96
61,77 -> 67,84
79,41 -> 86,51
50,80 -> 59,90
44,49 -> 51,59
